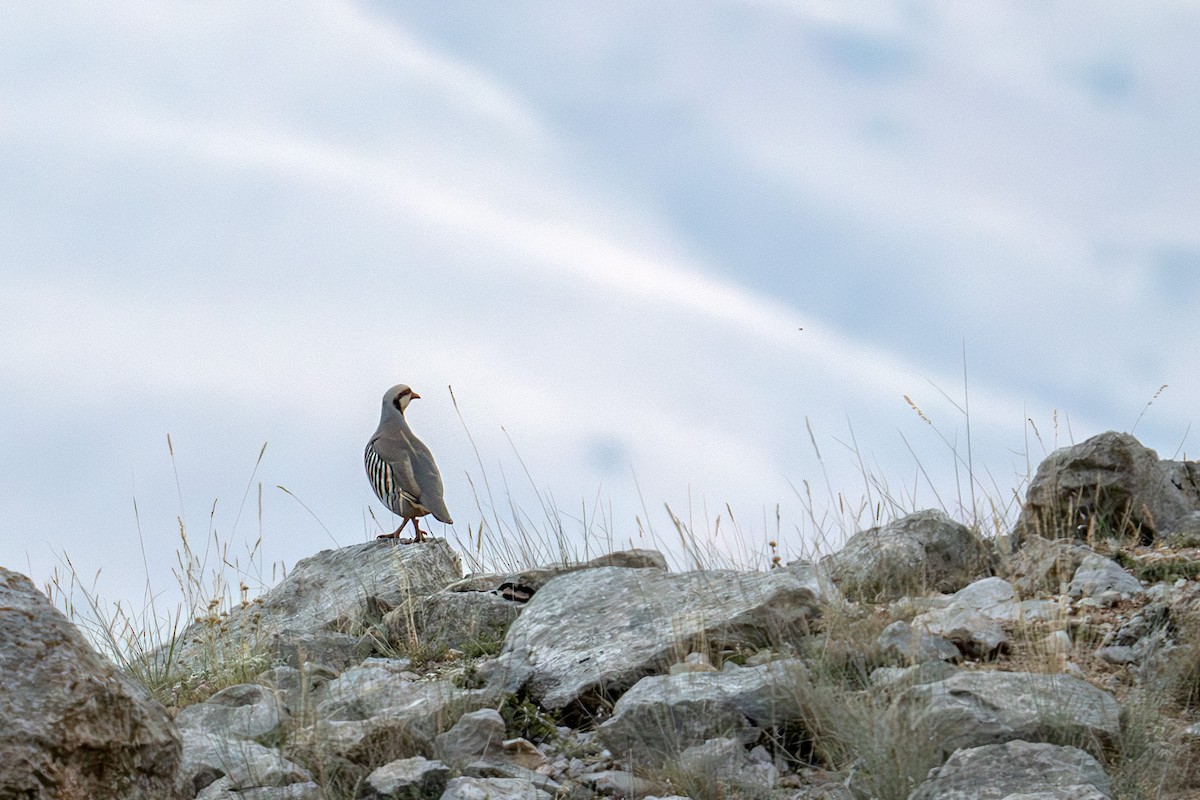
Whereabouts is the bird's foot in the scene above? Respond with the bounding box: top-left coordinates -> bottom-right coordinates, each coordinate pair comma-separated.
376,522 -> 426,544
377,533 -> 422,544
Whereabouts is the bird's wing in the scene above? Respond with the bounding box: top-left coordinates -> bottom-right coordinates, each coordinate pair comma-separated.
406,437 -> 454,524
369,435 -> 423,506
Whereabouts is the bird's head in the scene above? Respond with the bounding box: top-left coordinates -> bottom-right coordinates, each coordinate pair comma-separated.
383,384 -> 421,414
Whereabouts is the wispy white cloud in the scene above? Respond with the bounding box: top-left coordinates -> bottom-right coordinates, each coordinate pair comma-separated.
316,0 -> 548,143
733,0 -> 916,32
2,0 -> 1197,613
3,88 -> 996,422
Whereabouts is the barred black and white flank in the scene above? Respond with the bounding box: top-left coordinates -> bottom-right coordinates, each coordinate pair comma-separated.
365,384 -> 453,543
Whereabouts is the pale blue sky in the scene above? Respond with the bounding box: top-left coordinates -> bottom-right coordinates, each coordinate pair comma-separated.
2,2 -> 1198,615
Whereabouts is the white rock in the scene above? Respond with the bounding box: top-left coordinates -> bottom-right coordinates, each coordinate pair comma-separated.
499,565 -> 831,710
907,740 -> 1111,799
367,756 -> 450,797
441,776 -> 551,800
888,672 -> 1121,767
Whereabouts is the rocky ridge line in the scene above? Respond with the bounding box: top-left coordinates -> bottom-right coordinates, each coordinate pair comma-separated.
4,430 -> 1200,799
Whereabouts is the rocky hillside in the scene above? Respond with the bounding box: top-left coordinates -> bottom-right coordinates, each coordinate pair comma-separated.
3,430 -> 1200,799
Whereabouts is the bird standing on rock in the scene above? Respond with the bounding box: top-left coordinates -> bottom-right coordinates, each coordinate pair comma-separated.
365,384 -> 453,543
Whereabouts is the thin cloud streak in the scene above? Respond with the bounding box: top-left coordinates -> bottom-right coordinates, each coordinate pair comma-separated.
11,102 -> 1034,437
18,149 -> 1050,516
2,1 -> 1196,615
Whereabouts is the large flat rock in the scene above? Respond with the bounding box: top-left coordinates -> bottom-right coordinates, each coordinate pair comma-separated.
496,564 -> 834,711
597,658 -> 810,767
907,739 -> 1111,800
166,538 -> 462,672
888,671 -> 1121,764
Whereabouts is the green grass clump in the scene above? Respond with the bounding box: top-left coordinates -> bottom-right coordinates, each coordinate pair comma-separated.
498,693 -> 560,743
1133,557 -> 1200,585
1161,612 -> 1200,711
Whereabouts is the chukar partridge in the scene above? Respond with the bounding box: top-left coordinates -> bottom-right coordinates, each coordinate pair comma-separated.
365,384 -> 453,542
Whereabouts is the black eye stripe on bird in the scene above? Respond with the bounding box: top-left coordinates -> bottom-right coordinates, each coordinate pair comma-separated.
366,383 -> 453,543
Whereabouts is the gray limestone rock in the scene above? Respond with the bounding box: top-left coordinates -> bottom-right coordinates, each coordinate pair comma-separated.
1014,431 -> 1198,546
382,589 -> 521,656
916,607 -> 1005,659
1157,460 -> 1200,545
597,659 -> 810,767
945,577 -> 1022,621
269,630 -> 373,671
180,733 -> 311,795
446,549 -> 669,596
366,755 -> 451,797
498,564 -> 831,711
288,664 -> 490,769
0,568 -> 184,799
906,739 -> 1112,800
1095,646 -> 1138,665
288,717 -> 426,772
435,708 -> 508,769
176,683 -> 290,744
911,578 -> 1021,658
1068,554 -> 1142,600
888,672 -> 1121,765
176,682 -> 307,794
254,664 -> 339,717
310,658 -> 491,730
461,761 -> 561,795
440,776 -> 551,800
671,737 -> 778,796
175,681 -> 300,794
877,620 -> 961,664
1093,600 -> 1172,664
1004,535 -> 1096,596
164,538 -> 462,674
195,777 -> 325,800
579,769 -> 659,798
870,661 -> 960,692
823,509 -> 995,601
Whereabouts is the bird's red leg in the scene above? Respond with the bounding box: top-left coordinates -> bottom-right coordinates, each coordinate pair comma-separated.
377,517 -> 412,540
